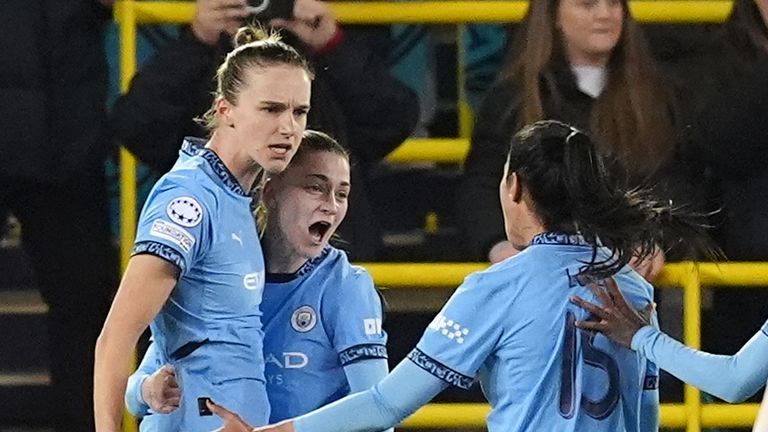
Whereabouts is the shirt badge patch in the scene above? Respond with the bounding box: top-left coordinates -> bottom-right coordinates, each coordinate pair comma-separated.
166,196 -> 203,227
149,219 -> 195,252
291,305 -> 317,333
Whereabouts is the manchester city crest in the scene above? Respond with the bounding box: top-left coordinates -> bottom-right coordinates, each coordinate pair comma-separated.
291,305 -> 317,333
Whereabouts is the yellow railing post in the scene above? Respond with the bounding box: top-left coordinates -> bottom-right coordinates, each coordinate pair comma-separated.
115,0 -> 139,274
682,265 -> 703,432
114,1 -> 139,431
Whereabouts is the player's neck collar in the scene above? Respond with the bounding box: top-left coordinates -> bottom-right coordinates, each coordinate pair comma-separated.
181,137 -> 249,197
265,247 -> 333,284
531,232 -> 590,247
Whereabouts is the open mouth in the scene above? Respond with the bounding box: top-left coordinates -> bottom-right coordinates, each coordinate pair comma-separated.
308,221 -> 332,243
269,143 -> 292,155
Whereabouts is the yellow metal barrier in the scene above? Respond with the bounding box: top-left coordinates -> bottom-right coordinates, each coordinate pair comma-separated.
115,1 -> 734,24
115,2 -> 754,431
358,262 -> 768,430
113,1 -> 738,172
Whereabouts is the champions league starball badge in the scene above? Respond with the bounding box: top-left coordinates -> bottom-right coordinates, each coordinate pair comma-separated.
166,197 -> 203,227
291,305 -> 317,333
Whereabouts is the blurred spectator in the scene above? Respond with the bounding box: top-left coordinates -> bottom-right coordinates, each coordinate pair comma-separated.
389,23 -> 436,137
674,0 -> 768,356
463,24 -> 508,112
457,0 -> 699,265
389,22 -> 507,135
0,1 -> 117,430
110,0 -> 419,261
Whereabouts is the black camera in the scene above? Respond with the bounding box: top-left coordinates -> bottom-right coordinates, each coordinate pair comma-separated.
247,0 -> 295,21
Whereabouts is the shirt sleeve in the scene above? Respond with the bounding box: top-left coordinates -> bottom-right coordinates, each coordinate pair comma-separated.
343,359 -> 394,432
413,272 -> 504,389
323,266 -> 388,366
132,178 -> 212,276
631,318 -> 768,403
125,341 -> 164,417
294,359 -> 448,432
643,310 -> 660,391
638,307 -> 659,431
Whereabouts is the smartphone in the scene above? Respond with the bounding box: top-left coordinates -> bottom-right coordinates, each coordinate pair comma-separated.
197,397 -> 213,416
247,0 -> 295,21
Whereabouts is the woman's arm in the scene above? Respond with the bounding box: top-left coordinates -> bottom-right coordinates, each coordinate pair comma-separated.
125,341 -> 181,417
295,360 -> 446,432
210,360 -> 448,432
94,255 -> 177,431
573,278 -> 768,403
631,325 -> 768,403
342,358 -> 393,432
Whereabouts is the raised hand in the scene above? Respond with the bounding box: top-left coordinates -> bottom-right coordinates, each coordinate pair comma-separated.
192,0 -> 251,46
270,0 -> 338,52
142,364 -> 181,414
570,277 -> 654,348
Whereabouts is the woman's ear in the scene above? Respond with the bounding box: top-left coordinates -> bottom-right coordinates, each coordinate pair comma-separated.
507,172 -> 523,203
216,97 -> 235,128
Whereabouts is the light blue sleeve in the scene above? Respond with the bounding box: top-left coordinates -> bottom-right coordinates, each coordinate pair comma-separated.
125,342 -> 164,417
343,359 -> 390,394
323,266 -> 388,365
132,178 -> 212,276
294,359 -> 448,432
343,359 -> 393,432
638,310 -> 659,432
632,319 -> 768,403
413,272 -> 504,388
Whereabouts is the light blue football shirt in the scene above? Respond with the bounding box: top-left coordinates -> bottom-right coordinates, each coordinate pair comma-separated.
261,246 -> 388,422
413,232 -> 657,432
132,137 -> 269,429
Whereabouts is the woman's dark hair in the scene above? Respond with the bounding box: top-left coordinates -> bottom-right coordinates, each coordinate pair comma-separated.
506,120 -> 714,279
200,25 -> 314,131
502,0 -> 676,174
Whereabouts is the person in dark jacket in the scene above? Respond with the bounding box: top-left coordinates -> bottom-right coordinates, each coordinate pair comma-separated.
674,0 -> 768,357
457,0 -> 689,267
0,1 -> 118,431
110,0 -> 419,261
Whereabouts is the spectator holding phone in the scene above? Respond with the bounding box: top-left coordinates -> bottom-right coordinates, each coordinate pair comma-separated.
110,0 -> 419,261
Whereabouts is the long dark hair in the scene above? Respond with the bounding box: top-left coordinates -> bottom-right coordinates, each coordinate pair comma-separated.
503,0 -> 676,174
506,121 -> 714,279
